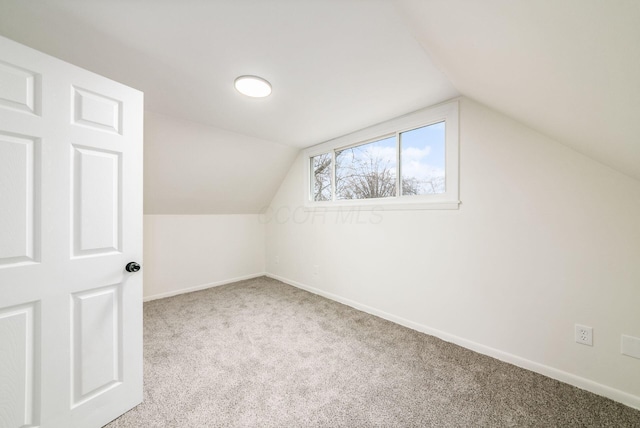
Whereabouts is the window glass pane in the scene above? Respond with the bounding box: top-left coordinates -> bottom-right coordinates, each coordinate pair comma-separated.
400,122 -> 445,195
311,153 -> 332,201
335,136 -> 397,200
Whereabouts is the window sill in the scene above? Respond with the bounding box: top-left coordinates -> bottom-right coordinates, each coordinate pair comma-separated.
303,200 -> 461,212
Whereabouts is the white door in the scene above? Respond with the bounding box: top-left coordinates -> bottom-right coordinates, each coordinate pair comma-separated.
0,36 -> 143,428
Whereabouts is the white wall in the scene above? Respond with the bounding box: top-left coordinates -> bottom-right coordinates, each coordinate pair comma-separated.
142,111 -> 291,300
265,97 -> 640,408
143,215 -> 265,301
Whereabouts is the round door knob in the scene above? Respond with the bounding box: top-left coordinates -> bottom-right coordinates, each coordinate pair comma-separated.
125,262 -> 141,273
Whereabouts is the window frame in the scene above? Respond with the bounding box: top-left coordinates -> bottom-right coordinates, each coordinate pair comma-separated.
304,99 -> 460,210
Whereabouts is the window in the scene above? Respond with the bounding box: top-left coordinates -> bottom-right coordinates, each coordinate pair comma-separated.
305,100 -> 459,210
311,153 -> 332,201
400,122 -> 445,195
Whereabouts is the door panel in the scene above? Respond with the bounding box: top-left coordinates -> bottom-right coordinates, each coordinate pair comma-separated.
71,285 -> 122,406
72,146 -> 121,256
0,302 -> 40,428
0,60 -> 40,115
72,87 -> 122,135
0,35 -> 142,428
0,132 -> 38,265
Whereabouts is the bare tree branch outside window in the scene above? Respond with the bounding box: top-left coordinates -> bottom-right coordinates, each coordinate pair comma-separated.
311,153 -> 332,201
335,137 -> 397,199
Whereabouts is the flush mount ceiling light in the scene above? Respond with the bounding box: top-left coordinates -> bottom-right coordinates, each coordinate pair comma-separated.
234,75 -> 272,98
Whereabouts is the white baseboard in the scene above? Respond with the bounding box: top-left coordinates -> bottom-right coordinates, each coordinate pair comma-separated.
143,272 -> 266,302
266,272 -> 640,411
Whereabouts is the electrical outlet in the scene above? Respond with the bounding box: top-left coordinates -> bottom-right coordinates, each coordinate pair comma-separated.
575,324 -> 593,346
621,335 -> 640,359
313,265 -> 319,276
275,255 -> 279,265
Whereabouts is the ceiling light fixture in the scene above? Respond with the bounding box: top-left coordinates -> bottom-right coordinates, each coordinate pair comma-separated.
234,75 -> 272,98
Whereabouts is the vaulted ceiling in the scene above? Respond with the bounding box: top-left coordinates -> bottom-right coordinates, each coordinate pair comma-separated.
1,0 -> 638,214
0,0 -> 457,147
397,0 -> 640,181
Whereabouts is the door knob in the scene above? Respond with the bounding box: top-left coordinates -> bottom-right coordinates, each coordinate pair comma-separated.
125,262 -> 141,273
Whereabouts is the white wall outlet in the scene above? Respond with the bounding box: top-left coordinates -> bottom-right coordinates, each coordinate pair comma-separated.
275,255 -> 279,265
575,324 -> 593,346
621,335 -> 640,359
313,264 -> 319,276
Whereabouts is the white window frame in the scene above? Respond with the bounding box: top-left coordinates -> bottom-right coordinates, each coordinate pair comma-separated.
304,99 -> 460,210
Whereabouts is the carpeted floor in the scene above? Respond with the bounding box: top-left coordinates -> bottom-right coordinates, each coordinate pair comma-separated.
105,276 -> 640,427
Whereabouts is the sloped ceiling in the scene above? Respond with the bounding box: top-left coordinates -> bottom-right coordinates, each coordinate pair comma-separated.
144,111 -> 297,214
0,0 -> 457,147
395,0 -> 640,180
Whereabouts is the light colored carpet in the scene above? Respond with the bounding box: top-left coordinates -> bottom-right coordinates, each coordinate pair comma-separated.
105,276 -> 640,427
